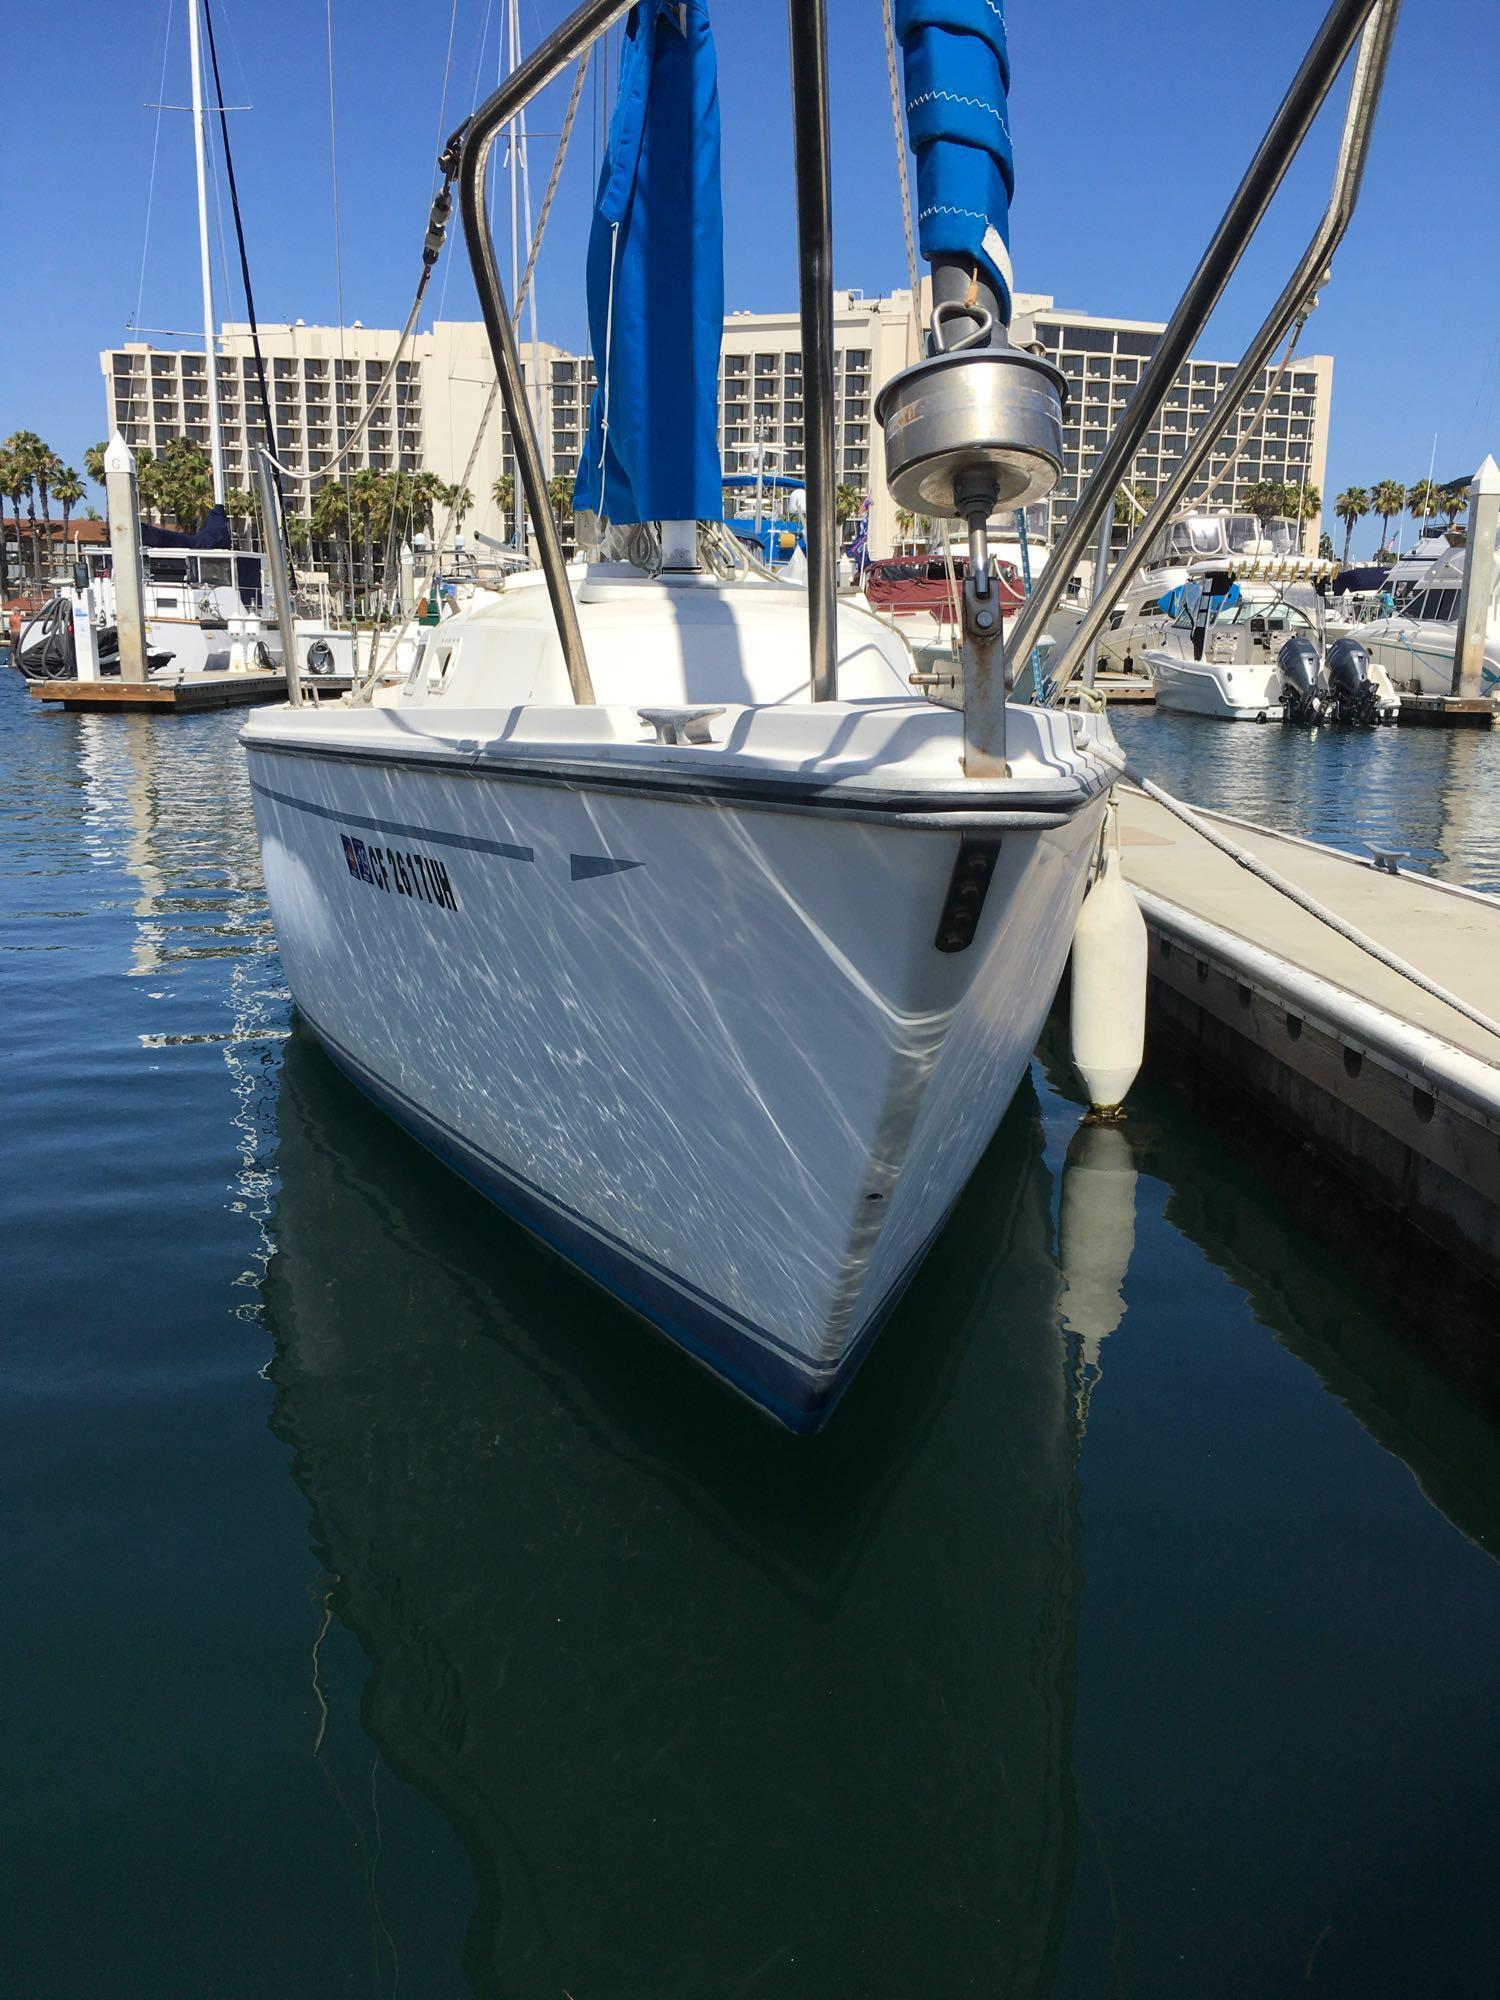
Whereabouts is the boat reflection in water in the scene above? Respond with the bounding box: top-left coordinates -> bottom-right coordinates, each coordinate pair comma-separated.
263,1028 -> 1090,1999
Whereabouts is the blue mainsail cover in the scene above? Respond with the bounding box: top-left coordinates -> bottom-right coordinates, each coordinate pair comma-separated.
895,0 -> 1014,322
573,0 -> 724,525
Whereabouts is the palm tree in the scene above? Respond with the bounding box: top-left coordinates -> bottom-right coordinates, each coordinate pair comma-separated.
4,431 -> 46,581
408,469 -> 445,537
445,482 -> 476,531
1281,480 -> 1320,550
1407,479 -> 1441,539
1111,481 -> 1152,537
34,448 -> 62,572
835,482 -> 862,524
222,489 -> 257,546
1334,485 -> 1368,564
491,472 -> 515,533
544,474 -> 572,528
1242,479 -> 1283,528
136,447 -> 166,525
1436,483 -> 1468,531
52,467 -> 86,552
83,441 -> 108,486
0,448 -> 13,600
1371,479 -> 1405,555
0,445 -> 30,589
311,481 -> 353,605
347,467 -> 387,604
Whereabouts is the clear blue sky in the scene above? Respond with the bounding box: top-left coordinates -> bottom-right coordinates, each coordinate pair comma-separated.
4,0 -> 1497,552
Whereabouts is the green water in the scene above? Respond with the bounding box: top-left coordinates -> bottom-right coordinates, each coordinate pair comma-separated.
3,672 -> 1497,1997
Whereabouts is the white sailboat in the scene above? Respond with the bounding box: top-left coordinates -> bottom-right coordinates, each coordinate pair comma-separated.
13,0 -> 282,686
245,0 -> 1399,1426
245,0 -> 1119,1429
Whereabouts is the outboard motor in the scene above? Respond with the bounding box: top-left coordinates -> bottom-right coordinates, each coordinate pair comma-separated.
1277,635 -> 1323,724
1324,635 -> 1380,725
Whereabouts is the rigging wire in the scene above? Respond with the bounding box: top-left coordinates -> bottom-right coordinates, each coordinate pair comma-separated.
201,0 -> 287,522
360,49 -> 590,699
132,0 -> 178,337
879,0 -> 922,344
1195,313 -> 1309,512
324,0 -> 360,624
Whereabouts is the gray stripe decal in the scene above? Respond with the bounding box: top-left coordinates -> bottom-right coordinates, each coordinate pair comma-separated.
250,777 -> 534,861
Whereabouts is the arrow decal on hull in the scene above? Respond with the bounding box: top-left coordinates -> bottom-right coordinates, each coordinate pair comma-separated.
570,854 -> 644,882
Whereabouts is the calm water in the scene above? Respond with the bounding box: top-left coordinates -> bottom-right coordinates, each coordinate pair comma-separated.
1112,705 -> 1500,893
3,670 -> 1498,1998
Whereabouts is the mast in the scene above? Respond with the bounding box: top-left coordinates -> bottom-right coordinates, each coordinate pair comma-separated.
187,0 -> 225,502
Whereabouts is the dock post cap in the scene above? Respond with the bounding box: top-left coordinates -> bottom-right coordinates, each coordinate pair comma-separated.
103,432 -> 136,475
1468,454 -> 1500,497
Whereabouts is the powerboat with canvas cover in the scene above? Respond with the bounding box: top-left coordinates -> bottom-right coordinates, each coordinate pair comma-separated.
245,0 -> 1118,1431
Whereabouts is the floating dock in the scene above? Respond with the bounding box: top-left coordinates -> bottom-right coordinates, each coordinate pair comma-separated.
1398,693 -> 1495,729
27,674 -> 346,713
1091,673 -> 1156,704
1117,788 -> 1500,1289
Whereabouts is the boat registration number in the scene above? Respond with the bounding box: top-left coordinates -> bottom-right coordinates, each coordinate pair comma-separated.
340,833 -> 459,912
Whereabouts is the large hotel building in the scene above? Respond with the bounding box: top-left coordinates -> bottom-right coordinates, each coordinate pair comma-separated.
101,289 -> 1330,559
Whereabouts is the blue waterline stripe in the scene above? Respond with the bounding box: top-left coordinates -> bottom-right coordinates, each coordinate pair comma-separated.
299,1009 -> 813,1371
250,778 -> 534,862
300,1012 -> 846,1432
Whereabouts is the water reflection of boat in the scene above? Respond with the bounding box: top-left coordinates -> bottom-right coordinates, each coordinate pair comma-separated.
263,1030 -> 1084,1997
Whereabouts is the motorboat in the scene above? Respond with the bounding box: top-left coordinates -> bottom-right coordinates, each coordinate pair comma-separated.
864,550 -> 1024,624
1045,508 -> 1301,682
244,0 -> 1121,1431
1147,561 -> 1399,722
1357,512 -> 1499,702
11,539 -> 282,682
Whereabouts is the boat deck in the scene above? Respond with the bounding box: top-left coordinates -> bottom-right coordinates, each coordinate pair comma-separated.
1115,785 -> 1500,1285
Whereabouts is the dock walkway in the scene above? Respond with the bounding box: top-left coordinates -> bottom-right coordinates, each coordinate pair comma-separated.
1116,787 -> 1500,1287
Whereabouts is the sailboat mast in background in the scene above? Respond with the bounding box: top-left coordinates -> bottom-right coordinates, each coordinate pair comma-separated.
186,0 -> 225,502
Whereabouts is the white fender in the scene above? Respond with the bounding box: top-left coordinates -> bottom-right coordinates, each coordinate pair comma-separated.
1070,795 -> 1148,1114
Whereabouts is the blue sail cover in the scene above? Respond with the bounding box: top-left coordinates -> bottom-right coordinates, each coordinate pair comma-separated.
895,0 -> 1015,322
573,0 -> 724,525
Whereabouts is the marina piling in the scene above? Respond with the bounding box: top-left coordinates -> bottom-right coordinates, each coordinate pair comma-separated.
1452,454 -> 1498,701
103,435 -> 147,684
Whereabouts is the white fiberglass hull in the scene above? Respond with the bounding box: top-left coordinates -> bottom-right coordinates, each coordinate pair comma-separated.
1148,648 -> 1284,722
248,733 -> 1104,1429
1359,621 -> 1500,702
